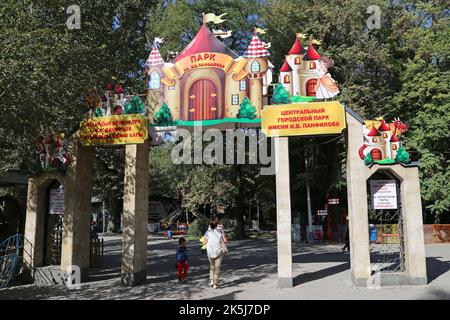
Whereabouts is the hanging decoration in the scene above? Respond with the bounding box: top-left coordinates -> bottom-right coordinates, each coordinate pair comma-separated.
33,133 -> 71,175
359,117 -> 411,166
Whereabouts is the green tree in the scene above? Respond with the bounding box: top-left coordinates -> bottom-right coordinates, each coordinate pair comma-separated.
395,146 -> 411,164
364,153 -> 373,165
390,2 -> 449,220
271,83 -> 291,104
154,103 -> 173,126
237,97 -> 256,119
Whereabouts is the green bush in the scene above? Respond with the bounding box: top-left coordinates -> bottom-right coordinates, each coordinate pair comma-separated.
188,218 -> 209,238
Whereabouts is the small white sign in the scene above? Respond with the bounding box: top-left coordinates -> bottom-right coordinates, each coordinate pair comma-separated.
49,187 -> 64,215
370,180 -> 397,209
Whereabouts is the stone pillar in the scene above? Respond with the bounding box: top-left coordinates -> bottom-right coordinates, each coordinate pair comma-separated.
274,137 -> 293,288
345,113 -> 371,286
60,136 -> 93,282
23,177 -> 47,270
121,139 -> 149,286
401,166 -> 427,284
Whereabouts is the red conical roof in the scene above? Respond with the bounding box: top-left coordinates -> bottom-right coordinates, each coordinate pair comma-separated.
145,46 -> 165,67
288,36 -> 305,55
303,41 -> 321,61
244,32 -> 270,58
367,125 -> 380,136
116,85 -> 124,94
174,24 -> 238,62
379,119 -> 390,131
280,58 -> 292,72
390,134 -> 399,142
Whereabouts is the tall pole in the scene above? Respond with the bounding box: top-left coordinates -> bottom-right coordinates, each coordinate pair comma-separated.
256,200 -> 260,231
305,154 -> 313,242
102,201 -> 106,233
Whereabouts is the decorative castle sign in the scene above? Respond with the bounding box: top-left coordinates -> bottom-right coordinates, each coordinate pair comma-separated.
359,118 -> 411,165
83,13 -> 342,133
145,13 -> 340,127
261,101 -> 346,137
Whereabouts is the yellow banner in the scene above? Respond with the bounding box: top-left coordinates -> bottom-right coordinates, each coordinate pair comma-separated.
261,101 -> 346,137
80,114 -> 148,146
175,52 -> 234,74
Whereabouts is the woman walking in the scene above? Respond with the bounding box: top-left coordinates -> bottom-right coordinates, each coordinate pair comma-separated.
203,220 -> 227,289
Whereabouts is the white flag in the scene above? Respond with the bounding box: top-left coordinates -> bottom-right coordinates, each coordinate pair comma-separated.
203,13 -> 227,24
213,29 -> 233,38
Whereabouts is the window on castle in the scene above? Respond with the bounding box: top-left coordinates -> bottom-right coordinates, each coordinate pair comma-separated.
149,72 -> 160,89
372,137 -> 377,143
383,133 -> 388,138
168,86 -> 175,90
251,61 -> 260,73
232,94 -> 239,105
283,75 -> 290,83
294,57 -> 301,65
240,80 -> 247,91
309,61 -> 316,69
392,144 -> 398,150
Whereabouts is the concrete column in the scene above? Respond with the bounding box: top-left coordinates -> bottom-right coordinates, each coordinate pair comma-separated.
274,137 -> 293,288
121,139 -> 149,286
399,166 -> 427,284
61,137 -> 93,282
23,177 -> 46,269
345,114 -> 371,286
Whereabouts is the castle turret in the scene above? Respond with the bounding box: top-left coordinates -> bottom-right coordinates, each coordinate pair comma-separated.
300,40 -> 321,96
367,123 -> 385,160
243,31 -> 270,117
113,85 -> 125,115
390,134 -> 400,159
378,119 -> 392,158
279,57 -> 293,95
286,35 -> 306,96
144,43 -> 165,118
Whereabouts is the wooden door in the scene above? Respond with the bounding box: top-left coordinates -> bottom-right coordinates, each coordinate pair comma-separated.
371,149 -> 382,161
306,79 -> 318,96
188,79 -> 218,121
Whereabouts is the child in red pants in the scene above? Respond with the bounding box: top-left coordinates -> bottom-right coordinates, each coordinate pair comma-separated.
176,237 -> 188,281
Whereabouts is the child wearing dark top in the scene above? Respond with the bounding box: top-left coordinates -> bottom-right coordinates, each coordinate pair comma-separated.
176,237 -> 188,281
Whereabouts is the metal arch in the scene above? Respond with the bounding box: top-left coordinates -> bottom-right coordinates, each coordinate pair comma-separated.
0,234 -> 24,288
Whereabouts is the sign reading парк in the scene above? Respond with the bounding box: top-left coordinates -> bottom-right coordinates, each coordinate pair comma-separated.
261,101 -> 346,137
80,114 -> 148,146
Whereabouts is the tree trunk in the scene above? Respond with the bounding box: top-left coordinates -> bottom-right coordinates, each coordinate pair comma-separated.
107,196 -> 122,233
234,209 -> 246,240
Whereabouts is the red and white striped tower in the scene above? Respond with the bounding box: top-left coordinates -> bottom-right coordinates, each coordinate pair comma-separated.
144,41 -> 166,121
243,29 -> 270,117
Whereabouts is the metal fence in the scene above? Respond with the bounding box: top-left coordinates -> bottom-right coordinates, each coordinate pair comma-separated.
90,238 -> 104,268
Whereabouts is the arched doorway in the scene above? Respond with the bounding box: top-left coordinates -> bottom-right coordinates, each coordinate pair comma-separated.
306,79 -> 317,96
371,149 -> 382,161
188,78 -> 218,121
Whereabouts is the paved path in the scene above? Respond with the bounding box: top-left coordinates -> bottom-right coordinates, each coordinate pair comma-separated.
1,234 -> 449,300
